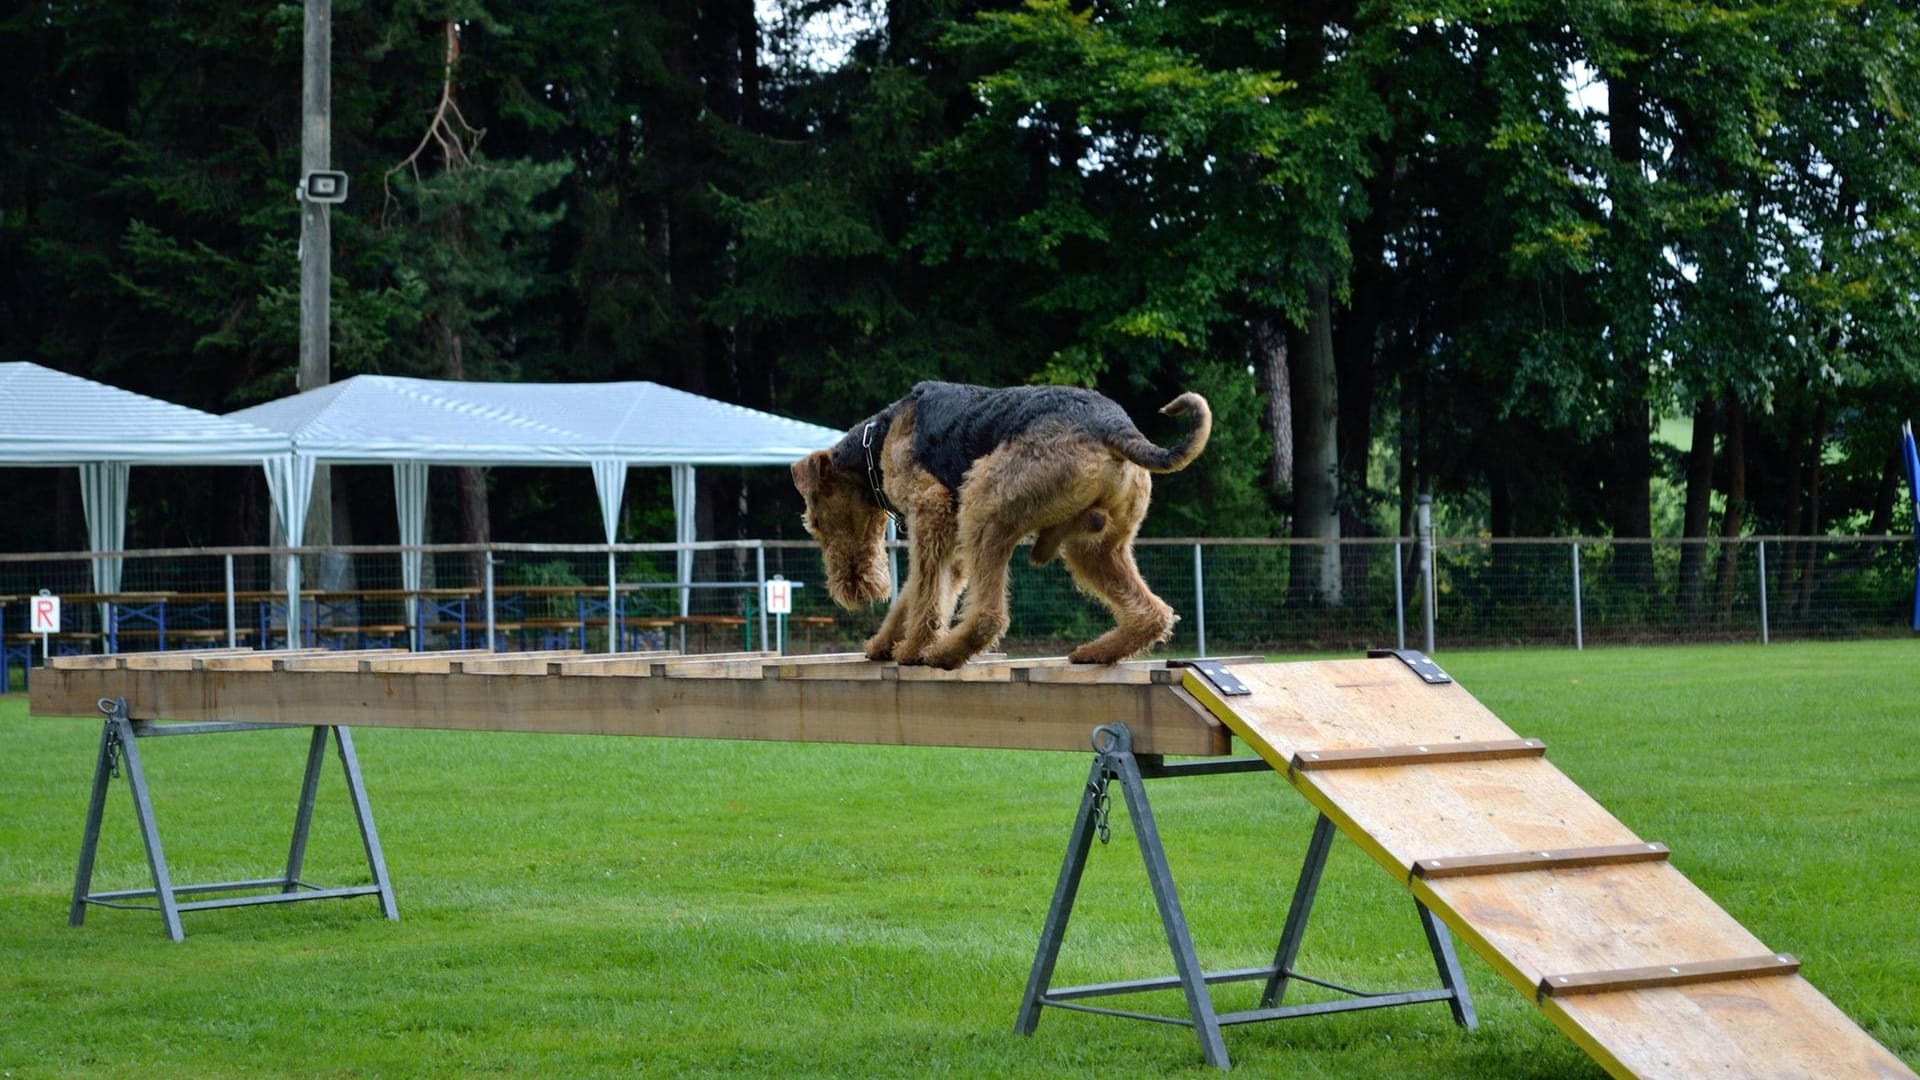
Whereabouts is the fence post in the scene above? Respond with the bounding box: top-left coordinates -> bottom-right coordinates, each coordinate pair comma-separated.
1191,543 -> 1207,657
1757,539 -> 1770,645
1571,543 -> 1584,651
483,550 -> 497,653
1419,495 -> 1436,655
1394,540 -> 1406,650
756,543 -> 769,654
223,553 -> 237,649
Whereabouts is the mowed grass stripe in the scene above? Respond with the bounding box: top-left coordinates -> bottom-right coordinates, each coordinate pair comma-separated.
0,640 -> 1914,1078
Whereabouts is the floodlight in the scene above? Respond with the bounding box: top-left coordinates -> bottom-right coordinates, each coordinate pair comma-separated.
299,171 -> 350,204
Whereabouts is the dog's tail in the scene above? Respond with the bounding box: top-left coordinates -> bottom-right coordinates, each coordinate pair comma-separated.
1107,392 -> 1212,473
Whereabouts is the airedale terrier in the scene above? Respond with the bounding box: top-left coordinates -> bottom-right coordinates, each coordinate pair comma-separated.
791,381 -> 1211,669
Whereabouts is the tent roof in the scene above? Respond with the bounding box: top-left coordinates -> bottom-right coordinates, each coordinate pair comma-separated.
226,374 -> 841,466
0,362 -> 291,464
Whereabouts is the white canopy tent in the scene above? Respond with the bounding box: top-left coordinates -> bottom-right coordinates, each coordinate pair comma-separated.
0,362 -> 294,598
227,374 -> 841,637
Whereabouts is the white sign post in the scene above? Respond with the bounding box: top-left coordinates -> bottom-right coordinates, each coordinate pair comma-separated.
765,576 -> 792,654
30,589 -> 60,665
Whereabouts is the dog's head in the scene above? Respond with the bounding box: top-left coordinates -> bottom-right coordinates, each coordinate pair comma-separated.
792,450 -> 892,609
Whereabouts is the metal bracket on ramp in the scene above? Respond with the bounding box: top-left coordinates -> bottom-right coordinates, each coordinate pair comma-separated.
1170,658 -> 1252,696
1367,648 -> 1452,684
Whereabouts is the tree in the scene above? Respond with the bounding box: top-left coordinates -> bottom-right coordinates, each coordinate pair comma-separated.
371,12 -> 570,571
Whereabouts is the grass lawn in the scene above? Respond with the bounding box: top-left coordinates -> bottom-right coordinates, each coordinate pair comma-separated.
2,641 -> 1916,1078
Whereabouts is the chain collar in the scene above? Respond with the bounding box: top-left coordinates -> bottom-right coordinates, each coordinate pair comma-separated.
861,421 -> 902,527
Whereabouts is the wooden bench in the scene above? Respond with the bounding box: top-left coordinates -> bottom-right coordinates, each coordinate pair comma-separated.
315,624 -> 411,650
674,614 -> 748,653
791,615 -> 836,651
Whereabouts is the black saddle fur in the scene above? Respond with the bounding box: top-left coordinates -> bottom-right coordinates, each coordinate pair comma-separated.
829,382 -> 1148,495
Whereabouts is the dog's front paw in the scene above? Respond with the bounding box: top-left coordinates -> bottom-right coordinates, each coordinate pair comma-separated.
918,641 -> 975,670
863,634 -> 898,662
890,639 -> 929,665
1067,644 -> 1124,665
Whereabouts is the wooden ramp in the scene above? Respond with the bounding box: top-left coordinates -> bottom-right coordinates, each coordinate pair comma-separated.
1182,655 -> 1915,1080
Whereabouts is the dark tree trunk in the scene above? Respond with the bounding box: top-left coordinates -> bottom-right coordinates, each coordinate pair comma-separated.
1715,399 -> 1748,620
1792,403 -> 1827,617
1607,67 -> 1653,592
1678,396 -> 1717,614
1864,443 -> 1902,536
1289,277 -> 1341,605
456,465 -> 490,588
1253,310 -> 1293,505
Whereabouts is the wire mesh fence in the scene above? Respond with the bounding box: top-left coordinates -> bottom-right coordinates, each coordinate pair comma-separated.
0,535 -> 1913,679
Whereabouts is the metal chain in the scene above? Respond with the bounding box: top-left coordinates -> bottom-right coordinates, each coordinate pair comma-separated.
105,725 -> 122,780
1087,774 -> 1112,845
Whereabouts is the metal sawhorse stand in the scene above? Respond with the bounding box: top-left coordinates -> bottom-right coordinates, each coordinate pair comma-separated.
70,696 -> 399,941
1017,722 -> 1477,1070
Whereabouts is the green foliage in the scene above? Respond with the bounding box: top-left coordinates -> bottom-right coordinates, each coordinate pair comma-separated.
0,0 -> 1916,551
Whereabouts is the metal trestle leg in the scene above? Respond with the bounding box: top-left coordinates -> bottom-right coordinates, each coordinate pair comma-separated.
69,697 -> 399,941
1016,722 -> 1476,1070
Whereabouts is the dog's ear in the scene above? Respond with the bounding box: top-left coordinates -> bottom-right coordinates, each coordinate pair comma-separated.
791,450 -> 834,497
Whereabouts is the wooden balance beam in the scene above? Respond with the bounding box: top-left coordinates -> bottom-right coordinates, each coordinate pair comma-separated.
27,650 -> 1229,756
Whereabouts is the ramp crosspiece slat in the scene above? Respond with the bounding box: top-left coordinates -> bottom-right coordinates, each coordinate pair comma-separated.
1290,737 -> 1544,773
1538,953 -> 1801,999
1412,842 -> 1670,880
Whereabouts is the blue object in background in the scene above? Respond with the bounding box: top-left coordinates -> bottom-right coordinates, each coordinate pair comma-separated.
1904,421 -> 1919,630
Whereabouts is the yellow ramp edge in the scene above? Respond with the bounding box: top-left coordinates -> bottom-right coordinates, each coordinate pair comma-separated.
1183,657 -> 1915,1080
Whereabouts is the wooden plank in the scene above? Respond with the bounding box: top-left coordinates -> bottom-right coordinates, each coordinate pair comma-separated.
1306,759 -> 1635,873
360,651 -> 496,674
546,653 -> 677,677
1412,842 -> 1670,880
49,654 -> 133,670
1539,954 -> 1800,999
765,653 -> 1009,681
887,657 -> 1075,682
764,656 -> 889,680
653,651 -> 781,678
1185,657 -> 1519,763
1016,662 -> 1192,686
753,653 -> 870,679
116,648 -> 260,670
1290,737 -> 1545,772
1421,862 -> 1780,993
450,651 -> 593,675
25,662 -> 1230,756
264,649 -> 473,673
200,649 -> 384,672
1550,973 -> 1918,1080
274,649 -> 419,672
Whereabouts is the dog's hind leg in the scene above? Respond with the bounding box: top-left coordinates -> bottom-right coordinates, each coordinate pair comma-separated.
1060,515 -> 1176,665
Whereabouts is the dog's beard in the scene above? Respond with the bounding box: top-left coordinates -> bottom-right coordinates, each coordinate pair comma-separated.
824,544 -> 892,609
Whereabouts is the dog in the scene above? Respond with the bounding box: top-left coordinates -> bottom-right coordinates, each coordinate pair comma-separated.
791,381 -> 1211,669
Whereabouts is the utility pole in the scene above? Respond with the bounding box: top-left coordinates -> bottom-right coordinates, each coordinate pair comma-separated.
295,0 -> 364,595
299,0 -> 333,554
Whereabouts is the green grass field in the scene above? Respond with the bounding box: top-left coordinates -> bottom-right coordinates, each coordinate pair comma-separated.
2,642 -> 1916,1078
